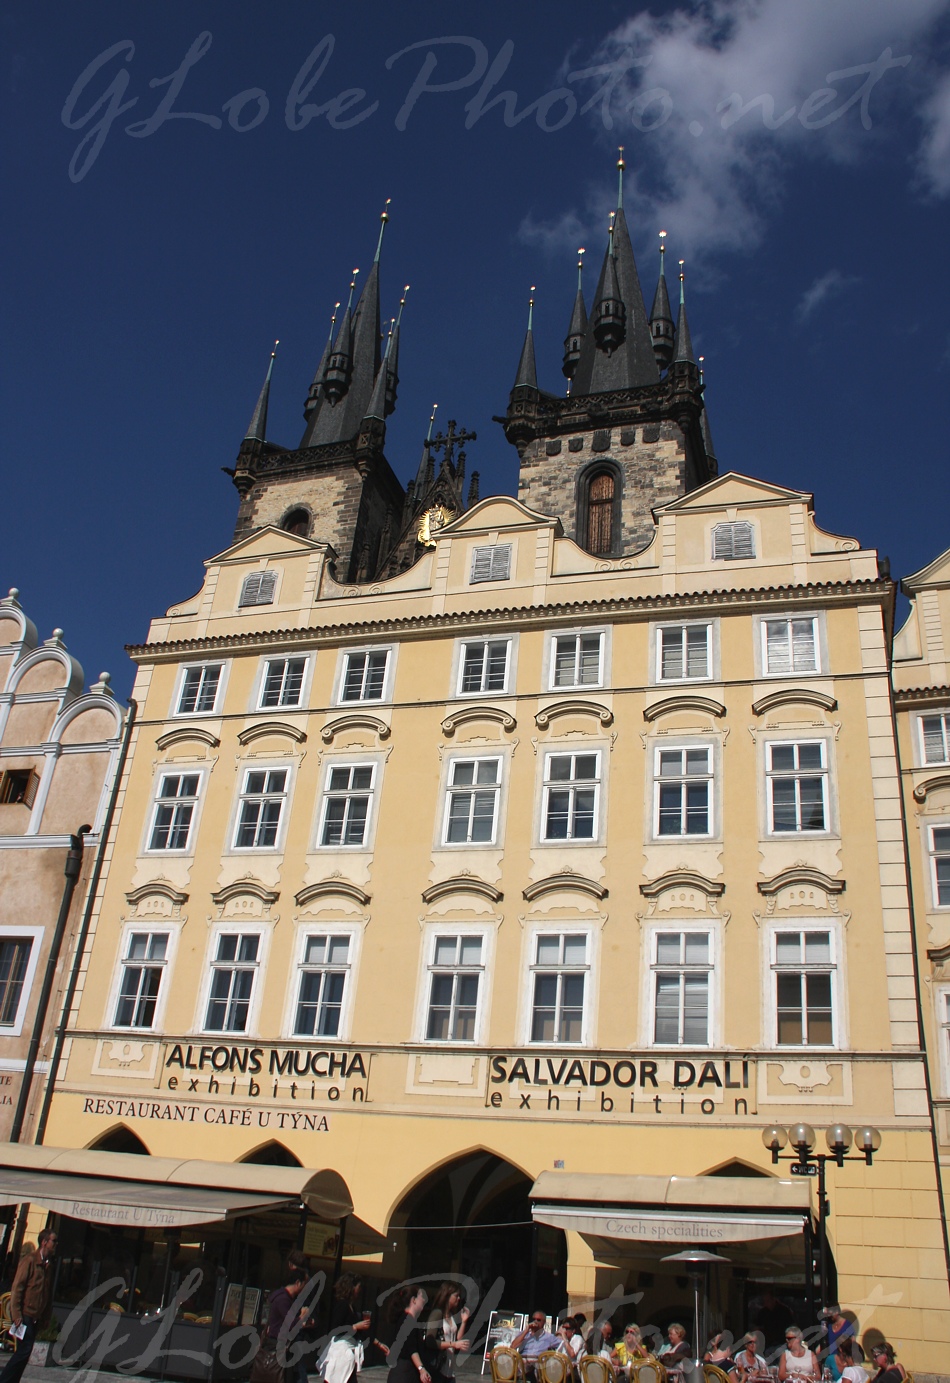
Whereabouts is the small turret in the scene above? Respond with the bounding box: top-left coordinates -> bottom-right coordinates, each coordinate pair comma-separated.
244,341 -> 278,443
649,231 -> 675,370
386,285 -> 409,416
513,287 -> 539,390
304,303 -> 340,421
592,213 -> 626,355
673,260 -> 696,365
322,272 -> 358,404
414,406 -> 438,493
562,248 -> 587,381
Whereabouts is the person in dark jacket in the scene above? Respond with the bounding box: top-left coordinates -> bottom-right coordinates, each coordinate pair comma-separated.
0,1229 -> 58,1383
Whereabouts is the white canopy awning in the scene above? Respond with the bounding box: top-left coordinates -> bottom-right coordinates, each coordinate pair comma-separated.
0,1143 -> 354,1229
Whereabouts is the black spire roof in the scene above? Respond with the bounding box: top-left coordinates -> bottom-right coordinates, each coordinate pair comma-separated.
673,263 -> 696,364
513,290 -> 538,389
649,235 -> 675,370
244,344 -> 277,443
570,203 -> 660,395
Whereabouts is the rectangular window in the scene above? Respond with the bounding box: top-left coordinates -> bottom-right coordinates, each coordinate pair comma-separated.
259,657 -> 307,709
239,571 -> 277,607
148,774 -> 200,851
652,931 -> 711,1045
767,741 -> 828,832
177,665 -> 222,715
921,714 -> 950,765
234,769 -> 287,848
443,757 -> 501,845
931,826 -> 950,906
763,617 -> 819,675
425,935 -> 483,1041
530,933 -> 587,1043
205,933 -> 260,1032
712,521 -> 755,560
551,632 -> 603,688
319,764 -> 375,847
542,752 -> 600,841
459,640 -> 511,695
294,935 -> 350,1037
657,625 -> 711,681
773,930 -> 834,1046
655,747 -> 712,837
0,939 -> 33,1027
341,650 -> 389,702
471,545 -> 512,583
114,933 -> 168,1028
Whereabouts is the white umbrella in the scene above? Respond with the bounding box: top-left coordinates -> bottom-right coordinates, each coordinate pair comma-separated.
661,1249 -> 731,1372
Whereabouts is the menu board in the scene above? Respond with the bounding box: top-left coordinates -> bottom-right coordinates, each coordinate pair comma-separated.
482,1312 -> 527,1374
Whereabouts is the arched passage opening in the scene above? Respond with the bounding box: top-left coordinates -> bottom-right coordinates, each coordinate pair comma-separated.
388,1151 -> 566,1310
239,1140 -> 302,1167
86,1124 -> 149,1155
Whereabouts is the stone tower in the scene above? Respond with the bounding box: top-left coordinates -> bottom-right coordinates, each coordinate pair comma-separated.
502,157 -> 717,556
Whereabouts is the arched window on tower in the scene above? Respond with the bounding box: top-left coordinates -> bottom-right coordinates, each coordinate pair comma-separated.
281,508 -> 311,538
586,471 -> 615,555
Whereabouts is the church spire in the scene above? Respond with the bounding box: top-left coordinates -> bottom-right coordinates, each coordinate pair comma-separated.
303,301 -> 340,421
415,406 -> 438,489
562,247 -> 587,381
673,260 -> 696,364
513,287 -> 538,389
385,284 -> 408,416
244,340 -> 278,442
649,231 -> 675,370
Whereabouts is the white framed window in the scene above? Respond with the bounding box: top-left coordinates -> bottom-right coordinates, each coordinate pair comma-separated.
293,934 -> 352,1037
233,768 -> 288,849
938,988 -> 950,1095
762,616 -> 820,676
175,663 -> 223,716
147,773 -> 200,852
259,656 -> 308,709
920,713 -> 950,765
542,751 -> 600,841
771,929 -> 836,1047
442,756 -> 502,845
457,639 -> 511,696
929,825 -> 950,907
0,933 -> 40,1033
471,544 -> 512,584
339,648 -> 391,703
766,740 -> 828,833
204,931 -> 262,1033
239,570 -> 277,607
529,932 -> 588,1044
656,623 -> 712,682
650,930 -> 713,1046
654,745 -> 713,837
424,934 -> 484,1042
113,932 -> 169,1029
549,630 -> 604,689
712,520 -> 755,560
317,763 -> 376,847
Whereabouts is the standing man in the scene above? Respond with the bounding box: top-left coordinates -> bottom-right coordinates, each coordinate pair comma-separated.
0,1228 -> 58,1383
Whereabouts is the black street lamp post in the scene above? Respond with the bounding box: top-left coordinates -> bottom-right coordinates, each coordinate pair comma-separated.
761,1122 -> 882,1316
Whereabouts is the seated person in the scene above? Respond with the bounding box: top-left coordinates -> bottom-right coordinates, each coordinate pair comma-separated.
657,1324 -> 691,1366
834,1340 -> 864,1383
587,1320 -> 616,1359
557,1317 -> 585,1362
778,1328 -> 819,1381
869,1343 -> 907,1383
616,1325 -> 648,1365
730,1336 -> 768,1381
511,1313 -> 560,1372
705,1332 -> 734,1365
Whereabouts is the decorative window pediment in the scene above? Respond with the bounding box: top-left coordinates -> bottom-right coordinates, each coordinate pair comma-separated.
295,879 -> 371,909
441,705 -> 516,737
421,875 -> 503,905
643,694 -> 726,722
211,878 -> 279,919
155,726 -> 221,751
913,773 -> 950,804
237,721 -> 307,746
757,866 -> 845,916
535,699 -> 613,730
320,713 -> 390,744
124,881 -> 188,917
522,873 -> 607,902
639,870 -> 725,918
752,688 -> 837,717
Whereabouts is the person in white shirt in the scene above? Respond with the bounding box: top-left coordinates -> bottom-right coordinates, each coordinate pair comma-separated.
835,1340 -> 865,1383
556,1317 -> 585,1362
778,1327 -> 818,1381
730,1336 -> 768,1381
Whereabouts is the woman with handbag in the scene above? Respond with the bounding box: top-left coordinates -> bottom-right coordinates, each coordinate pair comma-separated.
427,1283 -> 471,1381
251,1270 -> 308,1383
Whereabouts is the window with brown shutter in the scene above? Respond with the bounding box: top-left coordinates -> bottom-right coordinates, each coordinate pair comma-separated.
0,769 -> 40,808
586,471 -> 614,554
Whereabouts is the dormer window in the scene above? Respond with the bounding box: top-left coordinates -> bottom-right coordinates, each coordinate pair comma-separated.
712,521 -> 755,561
239,571 -> 277,607
470,545 -> 511,584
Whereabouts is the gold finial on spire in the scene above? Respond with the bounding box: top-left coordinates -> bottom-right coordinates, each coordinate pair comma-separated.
617,145 -> 625,206
577,247 -> 585,290
272,338 -> 279,356
528,285 -> 536,332
678,259 -> 686,304
375,200 -> 392,261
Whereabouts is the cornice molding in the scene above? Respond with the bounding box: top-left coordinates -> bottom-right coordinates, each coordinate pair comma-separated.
421,876 -> 503,905
211,879 -> 279,906
757,866 -> 845,896
894,684 -> 950,709
913,774 -> 950,804
535,699 -> 613,730
295,879 -> 371,908
441,705 -> 516,736
125,881 -> 189,907
155,726 -> 221,750
320,713 -> 390,744
237,720 -> 307,746
643,694 -> 726,722
752,688 -> 837,717
927,942 -> 950,965
523,873 -> 608,902
126,580 -> 892,663
640,870 -> 725,899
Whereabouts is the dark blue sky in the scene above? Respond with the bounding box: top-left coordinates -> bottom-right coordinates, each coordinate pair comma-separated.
3,2 -> 949,699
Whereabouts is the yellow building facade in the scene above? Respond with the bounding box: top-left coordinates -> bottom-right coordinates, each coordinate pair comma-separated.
40,475 -> 950,1370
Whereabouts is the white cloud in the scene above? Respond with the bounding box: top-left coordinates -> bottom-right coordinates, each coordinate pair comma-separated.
794,269 -> 861,323
523,0 -> 950,263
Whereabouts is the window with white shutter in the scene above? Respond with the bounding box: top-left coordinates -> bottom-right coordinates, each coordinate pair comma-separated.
921,714 -> 950,765
470,545 -> 512,583
239,571 -> 277,607
763,617 -> 820,675
657,624 -> 712,681
711,521 -> 755,560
